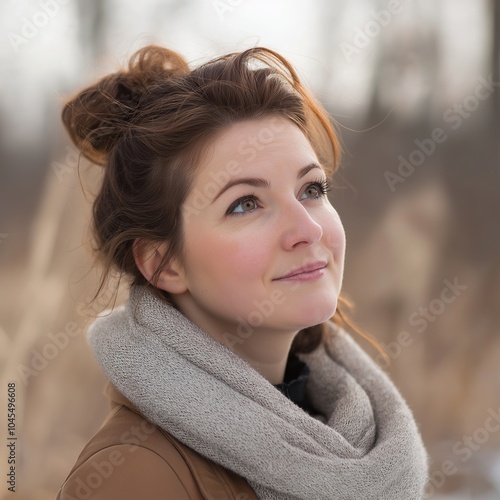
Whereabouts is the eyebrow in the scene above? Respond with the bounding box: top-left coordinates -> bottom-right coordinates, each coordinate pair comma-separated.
211,163 -> 323,204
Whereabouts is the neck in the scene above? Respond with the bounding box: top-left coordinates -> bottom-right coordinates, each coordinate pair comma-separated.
227,329 -> 297,384
171,295 -> 297,384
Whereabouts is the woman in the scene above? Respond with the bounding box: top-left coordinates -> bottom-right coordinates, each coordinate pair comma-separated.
56,45 -> 429,499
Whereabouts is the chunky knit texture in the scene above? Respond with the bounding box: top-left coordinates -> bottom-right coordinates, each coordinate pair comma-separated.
88,285 -> 429,499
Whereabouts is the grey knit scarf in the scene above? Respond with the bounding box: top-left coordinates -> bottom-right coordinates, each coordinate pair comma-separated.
88,284 -> 429,499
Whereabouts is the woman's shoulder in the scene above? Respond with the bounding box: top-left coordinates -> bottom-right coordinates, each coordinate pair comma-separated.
56,383 -> 257,500
56,400 -> 201,499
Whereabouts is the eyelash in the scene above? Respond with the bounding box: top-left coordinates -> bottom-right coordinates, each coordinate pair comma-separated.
311,178 -> 332,196
226,178 -> 331,217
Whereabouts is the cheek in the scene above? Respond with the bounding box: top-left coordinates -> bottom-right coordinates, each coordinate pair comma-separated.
322,209 -> 346,258
185,225 -> 269,281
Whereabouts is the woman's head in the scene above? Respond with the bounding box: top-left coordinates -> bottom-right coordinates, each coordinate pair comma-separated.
63,44 -> 382,358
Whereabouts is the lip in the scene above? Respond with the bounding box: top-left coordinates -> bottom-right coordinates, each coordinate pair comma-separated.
274,260 -> 328,281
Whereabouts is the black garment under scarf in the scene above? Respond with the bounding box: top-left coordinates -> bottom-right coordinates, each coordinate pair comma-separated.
273,353 -> 314,415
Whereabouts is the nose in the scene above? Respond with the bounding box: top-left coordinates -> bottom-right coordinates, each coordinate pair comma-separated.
279,200 -> 323,250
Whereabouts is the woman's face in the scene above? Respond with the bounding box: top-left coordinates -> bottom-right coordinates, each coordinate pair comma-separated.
172,116 -> 346,341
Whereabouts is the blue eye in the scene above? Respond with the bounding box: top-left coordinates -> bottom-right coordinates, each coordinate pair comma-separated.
227,195 -> 259,216
299,178 -> 331,200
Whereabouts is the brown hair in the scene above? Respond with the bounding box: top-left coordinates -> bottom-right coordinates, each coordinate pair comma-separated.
62,44 -> 387,361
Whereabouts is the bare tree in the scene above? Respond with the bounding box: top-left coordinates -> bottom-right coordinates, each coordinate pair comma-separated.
492,0 -> 500,130
76,0 -> 108,65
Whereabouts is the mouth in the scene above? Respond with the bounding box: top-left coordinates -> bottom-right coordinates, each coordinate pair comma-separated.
273,260 -> 328,281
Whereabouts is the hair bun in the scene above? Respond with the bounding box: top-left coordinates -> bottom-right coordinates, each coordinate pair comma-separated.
62,45 -> 189,165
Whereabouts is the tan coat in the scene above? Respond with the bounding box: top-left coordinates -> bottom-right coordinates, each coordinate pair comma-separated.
56,383 -> 258,499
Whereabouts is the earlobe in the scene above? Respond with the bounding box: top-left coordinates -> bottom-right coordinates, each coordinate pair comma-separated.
132,239 -> 188,294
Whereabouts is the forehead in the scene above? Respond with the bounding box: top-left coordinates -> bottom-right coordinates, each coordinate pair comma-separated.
196,116 -> 317,178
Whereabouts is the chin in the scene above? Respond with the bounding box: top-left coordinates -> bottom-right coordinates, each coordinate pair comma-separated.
294,296 -> 339,330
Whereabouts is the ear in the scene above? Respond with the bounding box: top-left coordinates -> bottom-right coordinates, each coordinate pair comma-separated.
132,239 -> 188,294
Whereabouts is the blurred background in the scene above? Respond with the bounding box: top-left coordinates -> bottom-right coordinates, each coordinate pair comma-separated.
1,0 -> 499,498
